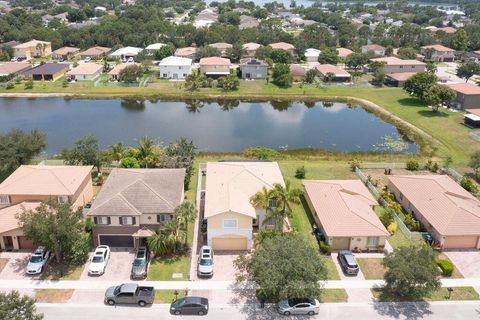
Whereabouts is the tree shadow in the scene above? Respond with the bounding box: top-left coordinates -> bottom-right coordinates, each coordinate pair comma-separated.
373,301 -> 433,319
398,98 -> 425,108
417,110 -> 449,118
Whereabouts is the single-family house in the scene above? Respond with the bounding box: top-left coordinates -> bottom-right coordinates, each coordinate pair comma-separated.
303,180 -> 389,251
315,64 -> 351,82
22,63 -> 70,81
208,42 -> 232,57
464,109 -> 480,127
242,42 -> 261,58
361,44 -> 386,56
430,26 -> 457,34
66,63 -> 103,81
110,46 -> 143,60
269,42 -> 295,54
13,40 -> 52,60
239,15 -> 259,29
194,8 -> 218,28
420,44 -> 455,62
369,57 -> 426,74
0,165 -> 93,251
385,72 -> 417,87
108,62 -> 140,81
87,168 -> 185,248
337,47 -> 354,59
42,12 -> 68,26
388,175 -> 480,249
80,46 -> 112,60
159,56 -> 192,80
444,83 -> 480,110
305,48 -> 321,63
145,43 -> 166,55
0,62 -> 32,76
240,58 -> 268,80
52,46 -> 80,60
199,56 -> 231,77
204,162 -> 286,251
175,47 -> 197,61
289,64 -> 306,81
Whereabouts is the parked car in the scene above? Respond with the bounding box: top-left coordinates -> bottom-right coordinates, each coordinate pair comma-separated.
26,247 -> 50,275
104,283 -> 155,307
131,247 -> 150,279
59,58 -> 65,62
337,250 -> 359,275
197,245 -> 214,278
88,245 -> 110,276
277,297 -> 320,316
127,57 -> 134,63
84,57 -> 91,62
170,296 -> 209,315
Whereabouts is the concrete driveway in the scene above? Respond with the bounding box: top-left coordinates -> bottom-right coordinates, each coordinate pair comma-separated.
0,251 -> 40,280
194,251 -> 241,281
332,252 -> 373,303
444,250 -> 480,278
80,248 -> 135,281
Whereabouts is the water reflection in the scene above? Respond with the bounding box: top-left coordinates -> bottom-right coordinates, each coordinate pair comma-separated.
121,99 -> 145,111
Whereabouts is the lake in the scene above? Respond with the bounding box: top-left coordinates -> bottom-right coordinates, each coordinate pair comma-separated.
0,98 -> 416,155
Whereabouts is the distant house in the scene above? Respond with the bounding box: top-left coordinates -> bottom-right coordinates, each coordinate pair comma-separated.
315,64 -> 351,82
108,62 -> 140,81
289,64 -> 306,81
303,180 -> 389,251
420,44 -> 455,62
159,56 -> 192,80
22,63 -> 69,81
242,42 -> 261,57
304,48 -> 321,63
269,42 -> 295,54
87,168 -> 185,248
52,47 -> 80,60
337,47 -> 354,59
240,58 -> 268,80
199,56 -> 231,77
239,15 -> 259,29
13,40 -> 52,60
110,46 -> 143,60
145,43 -> 165,55
0,62 -> 32,76
444,83 -> 480,110
369,57 -> 426,74
66,63 -> 103,81
361,44 -> 386,56
208,42 -> 232,57
42,12 -> 68,26
466,51 -> 480,63
194,8 -> 218,28
430,26 -> 457,34
388,175 -> 480,249
0,165 -> 93,251
385,72 -> 417,87
80,46 -> 112,60
175,47 -> 197,61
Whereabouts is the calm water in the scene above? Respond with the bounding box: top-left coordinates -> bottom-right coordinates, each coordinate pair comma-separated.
0,98 -> 416,155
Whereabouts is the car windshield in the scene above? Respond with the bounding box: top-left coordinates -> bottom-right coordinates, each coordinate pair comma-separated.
133,258 -> 145,266
200,259 -> 212,265
92,256 -> 104,263
344,254 -> 357,267
29,255 -> 42,263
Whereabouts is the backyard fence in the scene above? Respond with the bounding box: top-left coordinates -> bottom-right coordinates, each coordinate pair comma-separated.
354,166 -> 429,242
440,167 -> 463,183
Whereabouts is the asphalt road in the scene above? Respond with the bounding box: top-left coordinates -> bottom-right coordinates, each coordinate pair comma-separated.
37,301 -> 480,320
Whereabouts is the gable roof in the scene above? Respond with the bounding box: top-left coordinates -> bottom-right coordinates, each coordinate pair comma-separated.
52,47 -> 80,55
22,63 -> 69,76
269,42 -> 295,50
370,56 -> 426,66
175,47 -> 197,57
315,64 -> 351,77
303,180 -> 389,237
110,46 -> 143,57
421,44 -> 454,52
66,63 -> 103,76
0,202 -> 42,233
242,42 -> 261,51
388,175 -> 480,236
0,62 -> 32,75
145,43 -> 165,50
81,46 -> 111,56
304,48 -> 321,57
289,64 -> 306,77
208,42 -> 232,50
204,162 -> 284,219
362,44 -> 385,51
199,56 -> 230,66
0,165 -> 92,196
87,168 -> 185,217
14,39 -> 51,49
386,72 -> 417,81
108,62 -> 140,76
159,56 -> 192,66
445,83 -> 480,95
337,47 -> 354,58
240,58 -> 268,67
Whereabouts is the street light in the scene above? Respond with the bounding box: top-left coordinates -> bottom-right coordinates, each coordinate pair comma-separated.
447,287 -> 454,299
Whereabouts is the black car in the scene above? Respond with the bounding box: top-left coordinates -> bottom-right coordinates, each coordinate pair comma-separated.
131,247 -> 150,279
337,250 -> 359,275
170,296 -> 209,316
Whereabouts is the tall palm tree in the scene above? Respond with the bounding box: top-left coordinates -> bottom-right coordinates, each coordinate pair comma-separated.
107,142 -> 124,162
250,186 -> 275,228
161,218 -> 185,254
147,231 -> 169,257
175,201 -> 196,246
271,180 -> 302,230
137,136 -> 158,168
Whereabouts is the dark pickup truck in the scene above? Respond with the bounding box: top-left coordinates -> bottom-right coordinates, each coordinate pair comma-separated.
105,283 -> 155,307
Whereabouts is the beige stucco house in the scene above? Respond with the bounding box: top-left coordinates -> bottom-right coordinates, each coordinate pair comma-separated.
13,40 -> 52,60
87,168 -> 185,248
445,83 -> 480,110
204,162 -> 285,251
199,57 -> 231,77
0,165 -> 93,251
369,57 -> 426,74
388,175 -> 480,249
303,180 -> 389,251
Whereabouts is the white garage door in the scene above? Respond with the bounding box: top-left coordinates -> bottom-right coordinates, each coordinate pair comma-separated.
444,236 -> 478,249
332,237 -> 351,250
212,236 -> 248,251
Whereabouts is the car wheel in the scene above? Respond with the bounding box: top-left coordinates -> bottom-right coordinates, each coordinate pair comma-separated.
198,311 -> 205,315
308,311 -> 315,316
107,300 -> 115,306
174,310 -> 181,315
138,301 -> 146,307
283,311 -> 291,316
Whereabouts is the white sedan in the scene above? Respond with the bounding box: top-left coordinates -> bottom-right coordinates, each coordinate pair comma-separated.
88,245 -> 110,276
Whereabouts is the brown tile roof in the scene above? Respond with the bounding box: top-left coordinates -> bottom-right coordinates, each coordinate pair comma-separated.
388,175 -> 480,236
289,64 -> 306,77
362,44 -> 385,51
66,63 -> 103,76
0,62 -> 32,75
269,42 -> 295,50
108,62 -> 140,76
0,202 -> 42,233
337,47 -> 354,58
87,168 -> 185,217
199,56 -> 231,66
53,46 -> 80,55
13,39 -> 51,49
242,42 -> 261,50
445,83 -> 480,95
421,44 -> 454,52
80,46 -> 111,56
208,42 -> 232,50
175,47 -> 197,57
315,64 -> 350,77
386,72 -> 417,81
303,180 -> 389,237
0,165 -> 93,196
370,57 -> 426,66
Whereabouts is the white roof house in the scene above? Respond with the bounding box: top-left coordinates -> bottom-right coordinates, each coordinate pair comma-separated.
159,56 -> 192,80
110,47 -> 143,58
159,56 -> 192,66
145,43 -> 166,51
305,48 -> 321,63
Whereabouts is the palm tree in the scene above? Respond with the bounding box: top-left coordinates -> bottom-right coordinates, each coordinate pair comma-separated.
250,186 -> 275,229
175,201 -> 196,246
265,205 -> 293,232
270,180 -> 302,231
137,136 -> 158,168
107,142 -> 124,162
147,231 -> 169,257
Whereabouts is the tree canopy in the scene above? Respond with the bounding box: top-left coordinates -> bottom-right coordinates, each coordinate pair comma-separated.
0,291 -> 43,320
457,61 -> 480,82
272,63 -> 292,88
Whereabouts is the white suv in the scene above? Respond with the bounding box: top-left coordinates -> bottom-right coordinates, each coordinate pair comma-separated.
88,245 -> 110,276
197,245 -> 214,278
26,247 -> 50,275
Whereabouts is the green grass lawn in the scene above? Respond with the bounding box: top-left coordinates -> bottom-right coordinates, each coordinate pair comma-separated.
319,289 -> 348,303
372,287 -> 479,302
40,263 -> 84,280
147,255 -> 190,281
323,256 -> 340,281
357,258 -> 387,280
154,290 -> 185,303
437,253 -> 464,279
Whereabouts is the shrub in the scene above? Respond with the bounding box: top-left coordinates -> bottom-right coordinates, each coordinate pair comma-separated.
387,221 -> 397,234
255,229 -> 278,246
243,146 -> 279,160
120,156 -> 140,168
6,82 -> 14,90
435,259 -> 454,277
460,177 -> 478,194
348,158 -> 361,171
318,240 -> 331,255
403,212 -> 422,232
295,166 -> 306,179
24,79 -> 34,89
380,208 -> 394,227
425,160 -> 439,173
65,232 -> 91,265
406,159 -> 419,171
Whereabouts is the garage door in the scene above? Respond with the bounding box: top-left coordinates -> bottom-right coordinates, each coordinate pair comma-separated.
99,235 -> 134,247
212,236 -> 248,251
332,237 -> 350,250
18,236 -> 35,250
444,236 -> 478,249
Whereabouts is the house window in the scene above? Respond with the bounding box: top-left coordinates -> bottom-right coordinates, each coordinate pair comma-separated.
57,195 -> 69,204
367,237 -> 379,247
97,216 -> 109,225
400,65 -> 403,69
268,198 -> 277,208
0,195 -> 9,205
223,219 -> 238,228
158,214 -> 173,223
120,216 -> 134,225
162,73 -> 167,78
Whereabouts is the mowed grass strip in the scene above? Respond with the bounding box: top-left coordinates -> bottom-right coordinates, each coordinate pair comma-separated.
34,289 -> 74,303
371,287 -> 479,302
357,258 -> 387,280
147,255 -> 190,281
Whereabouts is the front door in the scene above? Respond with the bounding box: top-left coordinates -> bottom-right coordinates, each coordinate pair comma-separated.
3,236 -> 13,250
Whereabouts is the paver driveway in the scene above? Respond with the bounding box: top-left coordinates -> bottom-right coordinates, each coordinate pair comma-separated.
0,251 -> 39,280
444,250 -> 479,278
194,251 -> 241,281
80,248 -> 135,281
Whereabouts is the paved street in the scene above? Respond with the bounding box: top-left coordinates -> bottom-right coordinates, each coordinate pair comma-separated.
36,301 -> 480,320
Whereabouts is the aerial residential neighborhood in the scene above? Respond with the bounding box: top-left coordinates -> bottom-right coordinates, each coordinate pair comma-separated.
0,0 -> 480,319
